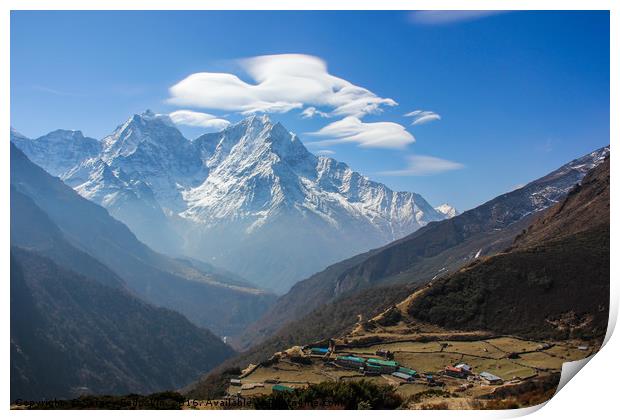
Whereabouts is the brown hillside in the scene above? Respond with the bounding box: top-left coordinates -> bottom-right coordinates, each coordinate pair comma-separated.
408,159 -> 610,340
512,156 -> 609,248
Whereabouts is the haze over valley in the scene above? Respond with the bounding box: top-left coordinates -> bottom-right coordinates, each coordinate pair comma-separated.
12,113 -> 451,293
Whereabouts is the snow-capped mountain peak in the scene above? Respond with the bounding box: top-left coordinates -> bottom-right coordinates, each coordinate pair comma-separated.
435,203 -> 459,218
177,116 -> 447,292
101,109 -> 184,161
40,129 -> 88,142
10,127 -> 101,178
10,112 -> 448,292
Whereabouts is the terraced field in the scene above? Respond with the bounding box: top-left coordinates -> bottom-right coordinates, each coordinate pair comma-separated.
225,335 -> 594,401
220,284 -> 601,409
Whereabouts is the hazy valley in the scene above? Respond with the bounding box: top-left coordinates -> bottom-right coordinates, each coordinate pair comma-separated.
10,117 -> 610,408
12,112 -> 448,294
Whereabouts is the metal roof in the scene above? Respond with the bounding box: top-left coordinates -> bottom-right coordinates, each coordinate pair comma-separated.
480,372 -> 502,381
455,363 -> 471,371
367,358 -> 399,367
392,372 -> 412,380
398,367 -> 417,375
272,384 -> 295,392
337,355 -> 365,363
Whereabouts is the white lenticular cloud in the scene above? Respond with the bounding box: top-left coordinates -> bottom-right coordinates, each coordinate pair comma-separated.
168,110 -> 230,130
307,116 -> 415,149
409,11 -> 505,25
300,106 -> 330,119
405,110 -> 442,125
380,154 -> 464,176
168,54 -> 397,118
315,149 -> 336,156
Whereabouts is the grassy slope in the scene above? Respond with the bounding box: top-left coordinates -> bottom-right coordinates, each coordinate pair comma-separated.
185,284 -> 416,399
409,159 -> 610,339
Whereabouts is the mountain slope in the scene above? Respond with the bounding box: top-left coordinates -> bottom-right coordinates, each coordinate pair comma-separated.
12,113 -> 446,293
10,143 -> 275,337
11,128 -> 101,178
182,115 -> 444,292
511,156 -> 610,249
187,153 -> 611,400
64,156 -> 182,254
11,186 -> 125,290
184,282 -> 417,399
236,146 -> 609,349
11,247 -> 235,401
408,157 -> 610,339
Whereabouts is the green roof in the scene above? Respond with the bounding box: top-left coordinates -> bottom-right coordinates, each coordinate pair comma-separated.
337,355 -> 365,363
367,358 -> 399,367
272,384 -> 295,392
398,367 -> 417,375
366,363 -> 382,369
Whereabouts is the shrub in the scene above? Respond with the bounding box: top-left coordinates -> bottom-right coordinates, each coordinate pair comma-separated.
251,380 -> 403,410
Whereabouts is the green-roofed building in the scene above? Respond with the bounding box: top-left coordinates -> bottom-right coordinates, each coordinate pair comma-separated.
335,355 -> 365,369
366,358 -> 399,373
398,367 -> 417,377
309,347 -> 330,355
365,363 -> 383,374
272,384 -> 295,393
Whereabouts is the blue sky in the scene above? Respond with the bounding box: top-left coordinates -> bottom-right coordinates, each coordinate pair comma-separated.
10,10 -> 609,211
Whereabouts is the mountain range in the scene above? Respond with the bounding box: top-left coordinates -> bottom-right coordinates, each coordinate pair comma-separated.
12,112 -> 448,293
10,143 -> 275,338
233,145 -> 609,349
186,149 -> 610,400
10,110 -> 609,403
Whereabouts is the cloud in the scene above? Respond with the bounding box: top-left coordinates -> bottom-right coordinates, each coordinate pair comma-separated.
168,110 -> 230,130
168,54 -> 397,118
405,110 -> 441,126
307,116 -> 414,149
314,149 -> 336,156
300,106 -> 330,119
409,11 -> 506,25
380,154 -> 464,176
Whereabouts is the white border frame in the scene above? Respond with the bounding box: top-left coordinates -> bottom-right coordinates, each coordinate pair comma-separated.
2,2 -> 616,419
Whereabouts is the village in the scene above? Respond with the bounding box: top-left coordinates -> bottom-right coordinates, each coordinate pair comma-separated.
187,288 -> 600,409
221,334 -> 593,408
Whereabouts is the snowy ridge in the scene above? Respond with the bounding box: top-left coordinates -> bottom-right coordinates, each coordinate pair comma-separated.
11,128 -> 101,178
522,146 -> 610,215
11,112 -> 446,292
435,203 -> 459,218
183,115 -> 440,235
